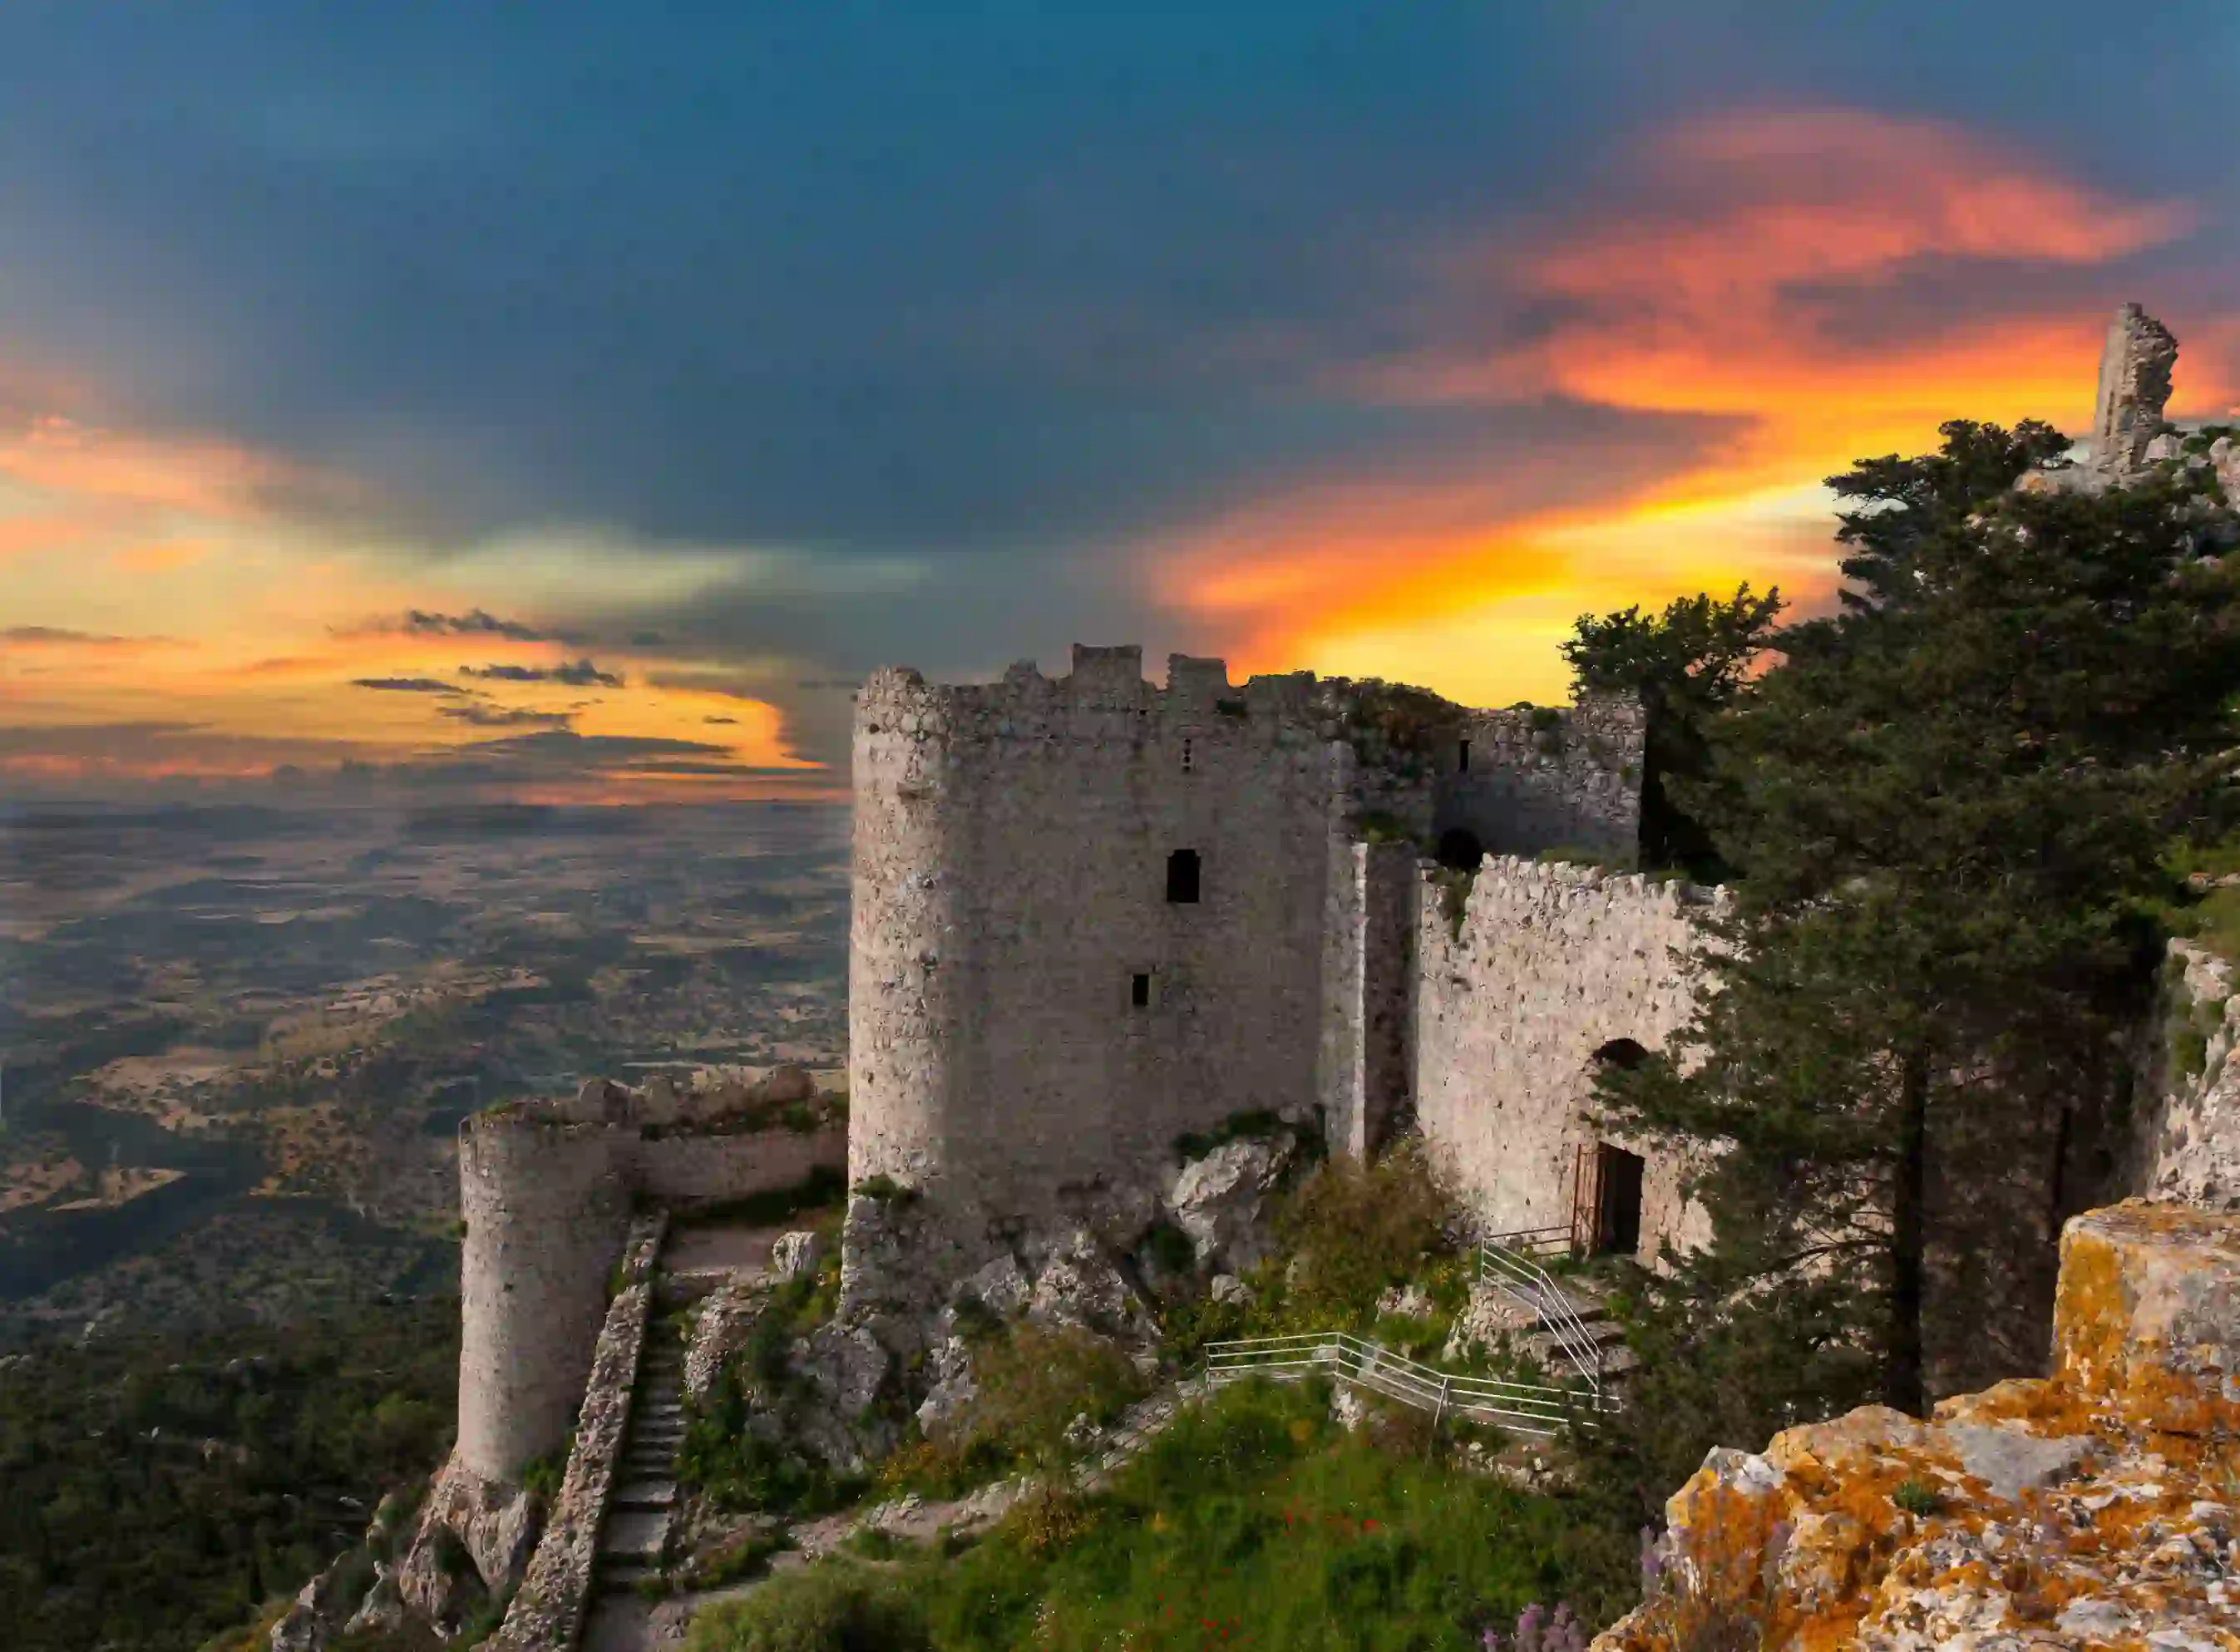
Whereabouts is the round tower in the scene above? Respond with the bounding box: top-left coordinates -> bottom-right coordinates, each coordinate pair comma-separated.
454,1111 -> 630,1482
848,668 -> 964,1201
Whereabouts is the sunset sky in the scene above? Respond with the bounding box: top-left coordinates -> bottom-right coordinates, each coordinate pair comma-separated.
2,3 -> 2237,801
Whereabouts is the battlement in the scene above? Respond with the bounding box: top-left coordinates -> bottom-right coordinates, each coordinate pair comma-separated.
857,644 -> 1325,734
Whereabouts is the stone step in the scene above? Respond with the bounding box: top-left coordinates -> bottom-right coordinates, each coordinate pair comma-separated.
612,1479 -> 679,1511
598,1508 -> 670,1563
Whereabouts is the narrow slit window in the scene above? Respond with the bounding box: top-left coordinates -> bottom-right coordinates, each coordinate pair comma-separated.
1181,737 -> 1194,772
1458,737 -> 1471,773
1166,849 -> 1201,905
1131,972 -> 1152,1008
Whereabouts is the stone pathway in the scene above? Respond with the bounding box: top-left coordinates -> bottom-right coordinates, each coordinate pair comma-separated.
596,1329 -> 688,1591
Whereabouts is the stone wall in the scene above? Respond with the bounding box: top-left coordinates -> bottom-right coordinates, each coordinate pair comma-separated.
1434,696 -> 1643,862
1315,838 -> 1418,1160
456,1109 -> 846,1484
489,1214 -> 664,1652
456,1116 -> 632,1483
1413,857 -> 1717,1260
1593,1201 -> 2240,1650
2121,937 -> 2240,1210
848,644 -> 1651,1250
630,1124 -> 846,1210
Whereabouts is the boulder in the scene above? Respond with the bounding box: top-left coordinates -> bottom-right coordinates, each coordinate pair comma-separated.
914,1335 -> 978,1437
789,1321 -> 897,1474
954,1252 -> 1030,1319
1025,1229 -> 1157,1342
393,1525 -> 481,1637
342,1564 -> 406,1636
1209,1274 -> 1254,1308
1166,1137 -> 1293,1273
269,1558 -> 355,1652
685,1275 -> 776,1402
771,1229 -> 825,1284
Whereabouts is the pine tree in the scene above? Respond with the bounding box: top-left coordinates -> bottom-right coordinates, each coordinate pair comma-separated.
1568,422 -> 2240,1555
1562,584 -> 1784,877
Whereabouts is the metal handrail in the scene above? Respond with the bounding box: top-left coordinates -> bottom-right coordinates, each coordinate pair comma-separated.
1201,1331 -> 1611,1437
1483,1223 -> 1572,1260
1477,1241 -> 1605,1391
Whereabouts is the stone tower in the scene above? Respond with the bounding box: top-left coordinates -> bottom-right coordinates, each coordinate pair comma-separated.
2090,303 -> 2179,475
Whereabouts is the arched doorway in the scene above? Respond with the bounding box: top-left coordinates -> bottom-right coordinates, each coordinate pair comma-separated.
1434,827 -> 1483,870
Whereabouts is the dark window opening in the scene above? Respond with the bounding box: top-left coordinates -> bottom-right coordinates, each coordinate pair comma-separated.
1181,737 -> 1194,772
1593,1143 -> 1645,1256
1434,827 -> 1483,870
1458,737 -> 1471,773
1592,1037 -> 1650,1072
1166,849 -> 1201,904
1131,972 -> 1152,1008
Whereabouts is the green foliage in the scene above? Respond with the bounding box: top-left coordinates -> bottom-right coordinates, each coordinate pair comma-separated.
1137,1220 -> 1197,1278
956,1323 -> 1147,1476
1214,698 -> 1249,718
685,1561 -> 933,1652
891,1377 -> 1611,1650
1562,583 -> 1784,879
1274,1142 -> 1457,1334
1434,865 -> 1476,940
850,1173 -> 917,1205
0,1297 -> 457,1652
1353,809 -> 1419,847
1891,1479 -> 1942,1517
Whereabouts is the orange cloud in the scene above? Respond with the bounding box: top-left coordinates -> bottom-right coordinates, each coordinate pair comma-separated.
1167,106 -> 2222,689
113,537 -> 210,574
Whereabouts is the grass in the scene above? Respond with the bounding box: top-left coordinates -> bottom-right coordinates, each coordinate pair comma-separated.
686,1378 -> 1598,1652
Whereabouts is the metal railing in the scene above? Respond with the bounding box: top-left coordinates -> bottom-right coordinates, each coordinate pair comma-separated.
1477,1240 -> 1606,1392
1201,1331 -> 1609,1437
1483,1223 -> 1574,1261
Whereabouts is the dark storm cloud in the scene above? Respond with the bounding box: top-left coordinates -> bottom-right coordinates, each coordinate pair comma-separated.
402,609 -> 550,641
458,659 -> 624,688
0,0 -> 2234,696
350,677 -> 469,695
438,703 -> 575,730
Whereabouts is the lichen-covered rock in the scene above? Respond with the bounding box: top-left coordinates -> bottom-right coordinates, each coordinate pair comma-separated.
1164,1137 -> 1294,1272
1592,1201 -> 2240,1651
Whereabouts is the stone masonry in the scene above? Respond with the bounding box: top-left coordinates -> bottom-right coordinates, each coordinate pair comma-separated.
848,644 -> 1695,1280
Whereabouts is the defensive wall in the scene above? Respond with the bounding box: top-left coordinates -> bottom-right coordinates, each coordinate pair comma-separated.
456,1099 -> 845,1483
1414,858 -> 1721,1260
849,643 -> 1687,1259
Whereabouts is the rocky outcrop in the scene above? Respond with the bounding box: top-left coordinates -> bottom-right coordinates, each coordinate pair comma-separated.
1165,1135 -> 1298,1274
1594,1201 -> 2240,1650
397,1457 -> 540,1617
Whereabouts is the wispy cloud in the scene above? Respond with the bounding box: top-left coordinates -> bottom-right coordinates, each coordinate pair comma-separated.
458,658 -> 623,688
349,676 -> 471,695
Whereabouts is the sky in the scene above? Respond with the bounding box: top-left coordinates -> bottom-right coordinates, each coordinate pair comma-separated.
1,2 -> 2237,802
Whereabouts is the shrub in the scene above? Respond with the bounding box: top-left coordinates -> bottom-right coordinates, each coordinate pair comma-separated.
1435,866 -> 1477,940
1137,1220 -> 1197,1277
684,1562 -> 932,1652
960,1323 -> 1148,1473
1275,1142 -> 1457,1331
1891,1479 -> 1942,1516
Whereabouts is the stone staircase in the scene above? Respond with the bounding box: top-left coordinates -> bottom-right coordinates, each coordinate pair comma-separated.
595,1325 -> 688,1592
1511,1281 -> 1636,1384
